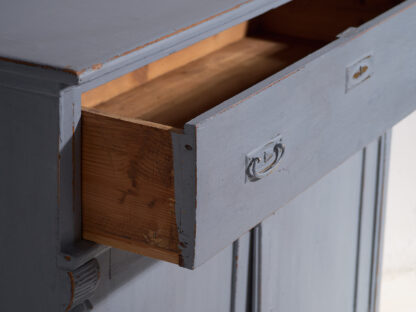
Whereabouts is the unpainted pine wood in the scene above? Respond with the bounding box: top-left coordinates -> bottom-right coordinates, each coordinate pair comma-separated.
82,109 -> 182,264
82,67 -> 148,109
92,36 -> 321,128
81,22 -> 248,108
147,22 -> 248,81
259,0 -> 403,41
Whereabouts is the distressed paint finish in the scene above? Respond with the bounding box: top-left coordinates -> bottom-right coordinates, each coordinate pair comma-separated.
59,86 -> 83,251
369,133 -> 391,312
231,232 -> 251,312
0,0 -> 293,274
258,137 -> 391,312
260,151 -> 365,311
0,2 -> 301,309
172,128 -> 197,267
258,136 -> 390,312
81,138 -> 389,312
0,0 -> 411,309
188,0 -> 416,266
89,246 -> 234,312
0,0 -> 290,82
0,78 -> 71,310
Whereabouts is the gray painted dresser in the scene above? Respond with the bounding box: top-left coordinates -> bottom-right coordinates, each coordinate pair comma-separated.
0,0 -> 415,311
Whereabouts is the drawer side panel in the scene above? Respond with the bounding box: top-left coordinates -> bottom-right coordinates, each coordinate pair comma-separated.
82,111 -> 180,264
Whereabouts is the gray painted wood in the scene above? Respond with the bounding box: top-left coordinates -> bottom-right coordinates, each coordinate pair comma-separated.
172,129 -> 197,268
231,232 -> 251,312
0,82 -> 71,310
354,134 -> 391,312
0,0 -> 402,309
59,86 -> 82,250
188,0 -> 416,266
0,70 -> 103,311
90,245 -> 233,312
354,140 -> 380,312
83,137 -> 390,312
251,225 -> 262,312
259,147 -> 364,312
258,135 -> 390,312
1,0 -> 411,271
0,0 -> 289,83
369,132 -> 391,312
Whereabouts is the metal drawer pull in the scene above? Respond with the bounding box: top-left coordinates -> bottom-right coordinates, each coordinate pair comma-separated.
246,136 -> 285,182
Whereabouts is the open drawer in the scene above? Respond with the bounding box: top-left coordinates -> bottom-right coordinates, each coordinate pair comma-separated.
82,0 -> 416,268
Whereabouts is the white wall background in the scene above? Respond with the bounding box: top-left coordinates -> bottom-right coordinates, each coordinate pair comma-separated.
380,110 -> 416,312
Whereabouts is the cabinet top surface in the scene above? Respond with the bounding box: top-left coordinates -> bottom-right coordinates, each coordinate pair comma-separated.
0,0 -> 253,78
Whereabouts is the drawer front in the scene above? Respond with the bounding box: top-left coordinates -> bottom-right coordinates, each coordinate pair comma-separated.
184,1 -> 416,267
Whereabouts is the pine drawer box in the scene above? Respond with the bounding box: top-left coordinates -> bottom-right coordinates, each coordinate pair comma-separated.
81,0 -> 416,268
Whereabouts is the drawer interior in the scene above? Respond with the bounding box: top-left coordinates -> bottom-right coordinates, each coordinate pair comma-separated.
82,0 -> 402,128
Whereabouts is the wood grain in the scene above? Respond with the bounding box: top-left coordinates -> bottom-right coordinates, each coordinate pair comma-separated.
81,22 -> 321,265
81,22 -> 248,108
93,36 -> 322,127
82,109 -> 182,264
81,0 -> 406,266
81,67 -> 148,109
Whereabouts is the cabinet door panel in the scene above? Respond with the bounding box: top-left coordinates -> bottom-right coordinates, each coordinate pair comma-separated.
259,135 -> 388,312
90,245 -> 233,312
86,137 -> 388,312
260,151 -> 363,312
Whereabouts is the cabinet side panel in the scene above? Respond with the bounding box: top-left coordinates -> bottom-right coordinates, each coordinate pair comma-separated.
82,111 -> 180,264
0,85 -> 69,310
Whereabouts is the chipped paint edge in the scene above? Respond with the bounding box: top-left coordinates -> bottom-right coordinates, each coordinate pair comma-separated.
0,0 -> 291,83
172,124 -> 197,269
188,0 -> 416,127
